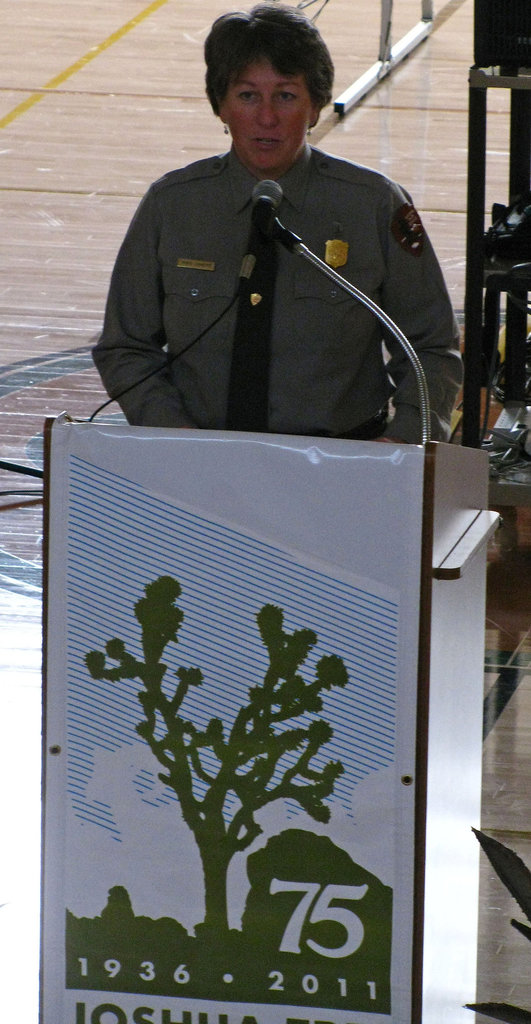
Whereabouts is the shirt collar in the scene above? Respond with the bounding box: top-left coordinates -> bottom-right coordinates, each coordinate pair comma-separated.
227,144 -> 313,213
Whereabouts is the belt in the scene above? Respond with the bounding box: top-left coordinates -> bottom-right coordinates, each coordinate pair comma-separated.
336,405 -> 389,440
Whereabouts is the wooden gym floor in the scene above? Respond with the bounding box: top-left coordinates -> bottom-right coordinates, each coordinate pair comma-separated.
0,0 -> 530,1020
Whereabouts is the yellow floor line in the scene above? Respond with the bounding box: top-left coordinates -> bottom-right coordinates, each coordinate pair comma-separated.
0,0 -> 171,130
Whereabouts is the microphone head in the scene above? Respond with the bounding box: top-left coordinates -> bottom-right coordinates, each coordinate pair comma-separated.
252,179 -> 283,209
251,180 -> 283,240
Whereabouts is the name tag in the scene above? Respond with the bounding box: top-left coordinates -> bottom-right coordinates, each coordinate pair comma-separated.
177,258 -> 216,271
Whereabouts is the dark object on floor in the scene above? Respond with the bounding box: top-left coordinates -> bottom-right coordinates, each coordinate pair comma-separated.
466,829 -> 531,1024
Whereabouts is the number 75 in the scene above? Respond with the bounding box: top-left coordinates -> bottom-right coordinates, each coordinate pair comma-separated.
270,879 -> 369,959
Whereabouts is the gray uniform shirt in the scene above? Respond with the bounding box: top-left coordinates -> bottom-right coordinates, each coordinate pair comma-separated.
93,145 -> 462,442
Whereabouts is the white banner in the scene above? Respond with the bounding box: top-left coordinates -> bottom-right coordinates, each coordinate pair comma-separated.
43,420 -> 427,1024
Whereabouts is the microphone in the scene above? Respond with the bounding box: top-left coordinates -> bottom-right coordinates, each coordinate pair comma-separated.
252,179 -> 283,240
252,180 -> 302,252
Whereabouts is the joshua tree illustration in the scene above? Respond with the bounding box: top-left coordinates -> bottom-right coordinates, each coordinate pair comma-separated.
85,576 -> 349,938
466,829 -> 531,1024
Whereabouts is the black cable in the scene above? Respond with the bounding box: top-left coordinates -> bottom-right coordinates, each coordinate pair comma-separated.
0,459 -> 44,479
1,253 -> 245,474
479,297 -> 502,444
89,289 -> 240,423
0,489 -> 43,497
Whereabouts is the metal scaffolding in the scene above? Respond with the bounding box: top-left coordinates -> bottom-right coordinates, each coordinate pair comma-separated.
334,0 -> 434,115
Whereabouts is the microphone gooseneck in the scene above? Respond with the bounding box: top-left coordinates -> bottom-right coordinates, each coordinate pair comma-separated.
249,179 -> 430,443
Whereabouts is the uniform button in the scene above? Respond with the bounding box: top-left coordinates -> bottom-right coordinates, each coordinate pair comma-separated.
190,288 -> 199,297
319,159 -> 329,169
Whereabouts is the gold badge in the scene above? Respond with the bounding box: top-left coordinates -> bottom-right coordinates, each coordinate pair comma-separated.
250,293 -> 262,305
325,239 -> 349,269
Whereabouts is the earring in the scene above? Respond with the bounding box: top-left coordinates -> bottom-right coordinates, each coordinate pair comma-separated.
224,124 -> 229,136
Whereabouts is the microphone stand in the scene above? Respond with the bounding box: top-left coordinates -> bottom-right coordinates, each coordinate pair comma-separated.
270,217 -> 432,446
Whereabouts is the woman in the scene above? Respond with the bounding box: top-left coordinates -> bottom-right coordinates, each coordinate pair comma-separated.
93,3 -> 462,443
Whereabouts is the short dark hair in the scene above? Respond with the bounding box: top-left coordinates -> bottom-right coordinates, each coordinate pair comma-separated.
204,3 -> 334,115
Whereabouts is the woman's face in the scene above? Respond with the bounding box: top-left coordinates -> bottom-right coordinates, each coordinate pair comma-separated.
218,60 -> 320,180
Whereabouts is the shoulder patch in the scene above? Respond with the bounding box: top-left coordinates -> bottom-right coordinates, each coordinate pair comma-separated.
391,203 -> 425,256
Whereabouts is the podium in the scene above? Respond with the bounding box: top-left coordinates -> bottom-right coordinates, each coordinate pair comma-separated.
41,418 -> 497,1024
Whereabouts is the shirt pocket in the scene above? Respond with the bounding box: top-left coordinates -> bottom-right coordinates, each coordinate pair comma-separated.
162,264 -> 237,351
292,260 -> 354,307
291,259 -> 376,359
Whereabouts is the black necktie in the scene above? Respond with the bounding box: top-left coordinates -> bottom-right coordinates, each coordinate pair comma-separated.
226,223 -> 278,432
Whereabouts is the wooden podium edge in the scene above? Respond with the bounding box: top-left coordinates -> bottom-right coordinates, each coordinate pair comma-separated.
411,440 -> 438,1024
39,415 -> 56,1024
